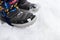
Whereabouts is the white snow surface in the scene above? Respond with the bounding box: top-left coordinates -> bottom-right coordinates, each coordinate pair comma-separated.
0,0 -> 60,40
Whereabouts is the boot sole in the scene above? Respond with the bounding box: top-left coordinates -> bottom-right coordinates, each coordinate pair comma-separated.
12,16 -> 37,28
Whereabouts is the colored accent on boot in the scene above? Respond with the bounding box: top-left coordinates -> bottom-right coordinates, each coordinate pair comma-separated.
10,8 -> 16,12
2,11 -> 13,26
9,0 -> 17,5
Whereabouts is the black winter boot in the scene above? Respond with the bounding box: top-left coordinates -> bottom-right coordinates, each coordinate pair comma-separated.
1,9 -> 37,27
17,0 -> 39,12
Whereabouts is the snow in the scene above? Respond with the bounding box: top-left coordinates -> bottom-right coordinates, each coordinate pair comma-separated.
0,0 -> 60,40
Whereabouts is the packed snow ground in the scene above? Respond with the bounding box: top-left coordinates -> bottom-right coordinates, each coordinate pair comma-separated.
0,0 -> 60,40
